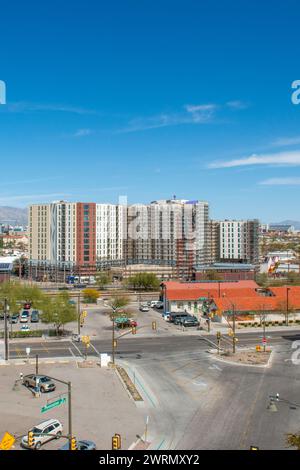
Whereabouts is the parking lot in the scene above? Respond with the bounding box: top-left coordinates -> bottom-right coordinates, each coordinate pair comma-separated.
0,297 -> 209,345
0,362 -> 144,450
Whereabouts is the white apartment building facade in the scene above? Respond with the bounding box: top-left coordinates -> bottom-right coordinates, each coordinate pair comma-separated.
219,219 -> 259,264
96,204 -> 125,261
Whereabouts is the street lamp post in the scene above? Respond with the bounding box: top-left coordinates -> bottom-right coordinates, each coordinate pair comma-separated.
45,375 -> 73,449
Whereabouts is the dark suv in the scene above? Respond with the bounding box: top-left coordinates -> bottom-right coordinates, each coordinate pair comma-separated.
31,310 -> 39,322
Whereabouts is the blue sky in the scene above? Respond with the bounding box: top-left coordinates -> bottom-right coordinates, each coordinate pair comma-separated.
1,0 -> 300,222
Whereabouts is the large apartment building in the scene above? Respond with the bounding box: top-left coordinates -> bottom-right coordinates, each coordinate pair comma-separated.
29,200 -> 259,277
126,199 -> 210,277
29,199 -> 210,274
217,219 -> 259,265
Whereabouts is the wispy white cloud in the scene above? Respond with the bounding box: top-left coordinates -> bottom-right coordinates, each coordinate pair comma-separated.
272,136 -> 300,147
0,102 -> 99,115
226,100 -> 249,110
259,177 -> 300,186
73,128 -> 94,137
0,193 -> 71,204
117,103 -> 218,133
208,150 -> 300,169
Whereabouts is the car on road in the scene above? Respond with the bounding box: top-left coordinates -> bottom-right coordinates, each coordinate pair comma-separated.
21,419 -> 63,450
31,310 -> 39,322
23,374 -> 56,392
139,305 -> 149,312
59,440 -> 97,450
20,324 -> 30,332
9,313 -> 19,324
20,311 -> 30,323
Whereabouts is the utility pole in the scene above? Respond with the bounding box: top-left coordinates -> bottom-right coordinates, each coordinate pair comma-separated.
286,287 -> 290,327
112,309 -> 116,366
232,303 -> 236,354
77,291 -> 81,335
4,298 -> 9,361
36,354 -> 39,375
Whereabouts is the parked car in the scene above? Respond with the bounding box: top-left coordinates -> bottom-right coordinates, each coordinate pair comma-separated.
31,310 -> 39,322
9,313 -> 19,324
20,311 -> 29,323
149,301 -> 160,308
21,419 -> 63,450
139,305 -> 149,312
23,374 -> 56,393
59,440 -> 97,450
115,318 -> 137,328
20,324 -> 30,332
174,314 -> 192,325
23,303 -> 31,310
155,301 -> 164,309
182,316 -> 200,327
169,312 -> 189,323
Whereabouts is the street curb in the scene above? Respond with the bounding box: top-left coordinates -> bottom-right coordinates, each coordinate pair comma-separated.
207,348 -> 274,368
0,356 -> 80,366
114,365 -> 144,404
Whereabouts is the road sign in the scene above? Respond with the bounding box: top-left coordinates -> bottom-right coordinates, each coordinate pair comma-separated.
0,432 -> 15,450
41,397 -> 67,414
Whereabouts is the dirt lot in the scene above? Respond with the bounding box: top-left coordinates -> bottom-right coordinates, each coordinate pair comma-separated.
0,362 -> 144,450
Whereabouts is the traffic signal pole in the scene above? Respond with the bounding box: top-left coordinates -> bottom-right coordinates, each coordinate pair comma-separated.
68,381 -> 72,450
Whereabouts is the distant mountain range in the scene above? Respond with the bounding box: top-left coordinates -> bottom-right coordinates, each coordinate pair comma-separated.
271,220 -> 300,230
0,207 -> 28,226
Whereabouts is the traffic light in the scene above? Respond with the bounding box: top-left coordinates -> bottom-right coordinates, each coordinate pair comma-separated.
112,433 -> 121,450
152,321 -> 157,331
216,331 -> 221,340
71,436 -> 77,450
28,431 -> 35,448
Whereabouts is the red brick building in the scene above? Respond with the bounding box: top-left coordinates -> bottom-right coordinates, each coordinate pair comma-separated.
76,203 -> 96,270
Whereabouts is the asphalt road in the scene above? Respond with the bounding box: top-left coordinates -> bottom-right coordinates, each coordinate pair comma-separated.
6,329 -> 300,359
4,330 -> 300,450
120,333 -> 300,450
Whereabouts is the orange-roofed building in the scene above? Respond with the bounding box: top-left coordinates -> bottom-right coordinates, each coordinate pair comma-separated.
162,280 -> 300,322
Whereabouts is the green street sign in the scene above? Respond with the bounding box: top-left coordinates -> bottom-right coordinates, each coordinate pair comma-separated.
41,397 -> 67,414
